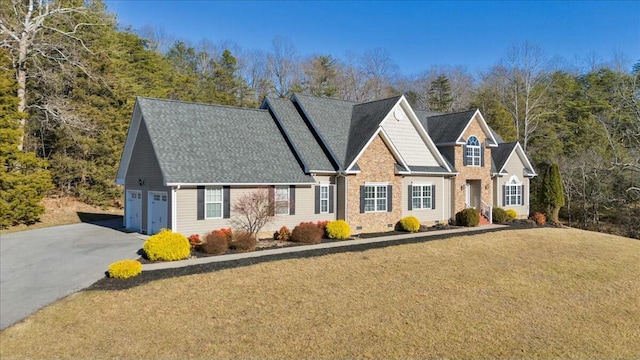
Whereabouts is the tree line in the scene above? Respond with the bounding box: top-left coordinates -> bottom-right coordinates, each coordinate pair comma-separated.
1,0 -> 638,237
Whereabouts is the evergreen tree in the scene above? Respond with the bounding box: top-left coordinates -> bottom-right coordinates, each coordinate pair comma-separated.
0,51 -> 53,228
428,74 -> 453,112
539,163 -> 565,223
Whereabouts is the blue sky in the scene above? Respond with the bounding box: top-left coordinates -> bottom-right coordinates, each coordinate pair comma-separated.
104,1 -> 640,75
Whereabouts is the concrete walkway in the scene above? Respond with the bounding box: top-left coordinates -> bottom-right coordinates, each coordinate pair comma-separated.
143,224 -> 508,271
0,220 -> 144,330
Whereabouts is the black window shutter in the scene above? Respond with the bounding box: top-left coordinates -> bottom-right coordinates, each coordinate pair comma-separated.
289,185 -> 296,215
359,186 -> 365,213
503,184 -> 507,206
407,185 -> 413,210
314,186 -> 320,214
268,186 -> 275,216
481,144 -> 485,167
463,145 -> 468,166
431,184 -> 436,210
329,185 -> 334,213
387,185 -> 393,212
521,184 -> 525,206
223,186 -> 230,219
197,186 -> 205,220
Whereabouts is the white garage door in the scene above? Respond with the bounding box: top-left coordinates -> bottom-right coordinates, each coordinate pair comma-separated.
147,191 -> 168,235
126,190 -> 142,232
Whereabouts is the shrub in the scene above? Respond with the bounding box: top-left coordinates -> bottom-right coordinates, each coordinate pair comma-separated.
492,207 -> 508,224
229,231 -> 257,252
108,260 -> 142,279
456,208 -> 480,227
188,234 -> 203,249
291,222 -> 324,244
399,216 -> 420,232
530,212 -> 546,226
274,226 -> 291,242
199,230 -> 229,255
143,229 -> 191,261
326,220 -> 351,240
505,209 -> 518,220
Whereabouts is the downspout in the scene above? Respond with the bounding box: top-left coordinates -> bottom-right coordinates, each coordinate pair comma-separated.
171,185 -> 180,233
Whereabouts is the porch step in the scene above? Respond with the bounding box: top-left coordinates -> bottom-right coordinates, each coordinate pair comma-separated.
479,215 -> 491,226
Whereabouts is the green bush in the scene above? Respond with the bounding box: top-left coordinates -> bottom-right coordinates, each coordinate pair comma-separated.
199,230 -> 229,255
108,260 -> 142,279
505,209 -> 518,220
456,208 -> 480,227
229,231 -> 256,252
399,216 -> 420,232
143,229 -> 191,261
492,207 -> 508,224
326,220 -> 351,240
291,222 -> 324,244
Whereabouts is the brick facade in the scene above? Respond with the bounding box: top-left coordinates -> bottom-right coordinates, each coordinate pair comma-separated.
347,135 -> 402,233
452,116 -> 493,215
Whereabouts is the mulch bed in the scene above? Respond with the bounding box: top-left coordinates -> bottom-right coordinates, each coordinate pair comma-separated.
86,223 -> 549,292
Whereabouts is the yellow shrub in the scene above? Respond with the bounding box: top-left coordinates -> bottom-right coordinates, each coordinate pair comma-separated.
399,216 -> 420,232
108,260 -> 142,279
326,220 -> 351,240
505,209 -> 518,220
143,229 -> 191,261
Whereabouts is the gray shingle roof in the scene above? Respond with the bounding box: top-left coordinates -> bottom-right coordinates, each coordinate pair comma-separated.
345,96 -> 402,167
418,109 -> 477,144
263,97 -> 335,172
292,94 -> 354,169
491,142 -> 517,174
137,97 -> 314,184
408,165 -> 451,173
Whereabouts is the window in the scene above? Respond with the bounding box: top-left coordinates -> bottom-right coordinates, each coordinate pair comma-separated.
412,185 -> 432,209
466,136 -> 481,166
275,186 -> 290,215
320,185 -> 329,213
364,185 -> 387,212
205,186 -> 223,219
505,176 -> 522,206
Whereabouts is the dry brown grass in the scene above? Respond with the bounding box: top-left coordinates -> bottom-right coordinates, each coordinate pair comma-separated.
1,197 -> 123,234
1,228 -> 639,359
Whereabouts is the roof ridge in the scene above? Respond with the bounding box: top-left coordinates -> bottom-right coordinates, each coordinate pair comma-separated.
353,95 -> 403,107
137,97 -> 268,113
427,108 -> 477,118
292,93 -> 356,104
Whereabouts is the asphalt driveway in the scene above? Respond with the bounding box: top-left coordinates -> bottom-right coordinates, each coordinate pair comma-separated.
0,220 -> 144,330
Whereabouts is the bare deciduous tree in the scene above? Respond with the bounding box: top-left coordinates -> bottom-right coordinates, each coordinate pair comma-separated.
230,188 -> 276,237
0,0 -> 97,150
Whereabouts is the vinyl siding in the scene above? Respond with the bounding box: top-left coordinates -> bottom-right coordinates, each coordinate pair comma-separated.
493,151 -> 530,217
176,181 -> 336,238
381,104 -> 439,167
124,118 -> 171,233
401,176 -> 451,224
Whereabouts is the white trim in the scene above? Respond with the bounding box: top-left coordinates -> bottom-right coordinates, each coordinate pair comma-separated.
319,184 -> 330,214
441,177 -> 445,220
274,185 -> 290,216
363,183 -> 388,213
204,186 -> 224,220
455,109 -> 499,147
165,182 -> 314,186
309,170 -> 338,174
345,127 -> 410,173
410,184 -> 433,210
171,187 -> 177,233
116,102 -> 142,184
465,135 -> 481,167
498,142 -> 537,177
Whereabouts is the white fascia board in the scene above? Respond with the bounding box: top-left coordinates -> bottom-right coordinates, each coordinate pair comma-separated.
115,101 -> 142,184
409,171 -> 458,176
345,127 -> 410,173
309,170 -> 338,174
165,182 -> 315,187
455,109 -> 499,146
498,143 -> 537,177
401,97 -> 454,172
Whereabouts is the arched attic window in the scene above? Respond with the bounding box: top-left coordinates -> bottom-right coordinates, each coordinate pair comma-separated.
464,136 -> 482,166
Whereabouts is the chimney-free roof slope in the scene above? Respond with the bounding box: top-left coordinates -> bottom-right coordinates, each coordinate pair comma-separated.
137,97 -> 314,184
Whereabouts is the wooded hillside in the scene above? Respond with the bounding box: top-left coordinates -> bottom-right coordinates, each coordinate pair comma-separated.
1,0 -> 638,237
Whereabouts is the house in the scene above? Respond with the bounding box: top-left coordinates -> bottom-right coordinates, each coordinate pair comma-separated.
116,94 -> 536,236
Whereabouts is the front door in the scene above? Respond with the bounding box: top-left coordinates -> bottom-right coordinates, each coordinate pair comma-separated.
147,191 -> 168,235
126,190 -> 142,231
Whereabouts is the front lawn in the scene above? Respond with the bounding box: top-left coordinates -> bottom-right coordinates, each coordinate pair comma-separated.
1,228 -> 639,359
